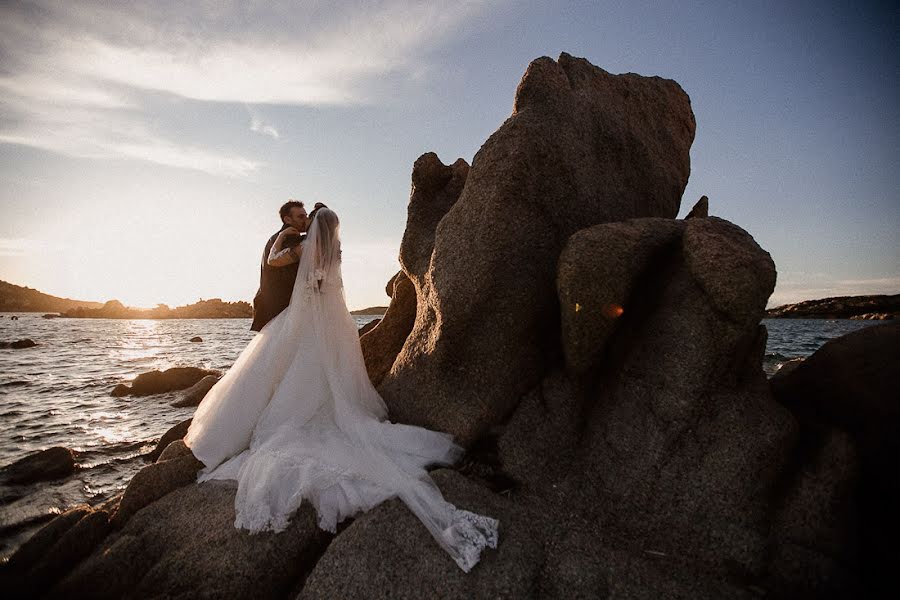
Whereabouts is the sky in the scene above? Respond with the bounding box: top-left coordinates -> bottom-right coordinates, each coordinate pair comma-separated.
0,0 -> 897,310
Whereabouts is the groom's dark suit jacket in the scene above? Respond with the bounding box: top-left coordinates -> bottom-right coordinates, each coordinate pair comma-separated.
250,224 -> 305,332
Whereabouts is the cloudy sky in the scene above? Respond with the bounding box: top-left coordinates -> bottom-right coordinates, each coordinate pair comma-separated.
0,0 -> 896,310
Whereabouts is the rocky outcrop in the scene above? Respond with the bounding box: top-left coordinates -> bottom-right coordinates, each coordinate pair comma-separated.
357,318 -> 380,337
47,481 -> 331,599
189,336 -> 203,342
767,294 -> 900,319
685,195 -> 709,218
111,367 -> 220,397
2,504 -> 111,598
111,451 -> 203,526
0,446 -> 76,484
145,418 -> 193,462
360,272 -> 418,387
772,321 -> 899,589
170,375 -> 220,407
378,53 -> 696,446
557,218 -> 684,375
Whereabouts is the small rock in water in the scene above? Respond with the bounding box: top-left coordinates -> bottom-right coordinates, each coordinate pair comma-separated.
0,338 -> 37,349
111,383 -> 131,397
190,336 -> 203,342
111,367 -> 221,397
0,446 -> 76,484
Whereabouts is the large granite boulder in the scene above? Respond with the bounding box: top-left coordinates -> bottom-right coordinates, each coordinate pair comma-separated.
46,481 -> 331,599
301,470 -> 756,599
111,451 -> 203,526
772,321 -> 899,592
379,53 -> 696,445
557,217 -> 685,375
500,216 -> 796,575
360,153 -> 469,387
3,505 -> 111,597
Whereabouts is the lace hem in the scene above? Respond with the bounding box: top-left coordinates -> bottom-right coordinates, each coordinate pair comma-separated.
442,509 -> 500,573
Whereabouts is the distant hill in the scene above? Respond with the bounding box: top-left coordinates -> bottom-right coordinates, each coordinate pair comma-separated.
766,294 -> 899,320
350,306 -> 388,316
0,280 -> 103,313
63,298 -> 252,319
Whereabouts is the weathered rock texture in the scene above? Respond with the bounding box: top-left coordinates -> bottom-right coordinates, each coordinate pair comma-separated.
170,374 -> 220,407
772,321 -> 899,593
685,194 -> 709,218
0,446 -> 76,485
379,52 -> 696,445
111,366 -> 220,397
144,418 -> 192,462
360,272 -> 418,388
47,481 -> 331,599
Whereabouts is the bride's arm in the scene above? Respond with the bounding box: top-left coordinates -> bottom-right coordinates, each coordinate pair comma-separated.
267,231 -> 302,267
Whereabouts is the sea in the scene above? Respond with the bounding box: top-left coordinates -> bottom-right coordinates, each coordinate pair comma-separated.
0,314 -> 888,561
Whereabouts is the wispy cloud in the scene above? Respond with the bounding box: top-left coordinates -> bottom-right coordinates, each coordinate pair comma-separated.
0,1 -> 495,175
248,109 -> 280,139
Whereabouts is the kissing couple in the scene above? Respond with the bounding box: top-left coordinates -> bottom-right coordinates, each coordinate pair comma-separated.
184,200 -> 499,572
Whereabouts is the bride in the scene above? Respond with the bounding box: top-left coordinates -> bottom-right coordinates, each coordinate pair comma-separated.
183,207 -> 498,572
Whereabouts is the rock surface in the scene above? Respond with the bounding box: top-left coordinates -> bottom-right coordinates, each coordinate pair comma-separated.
111,451 -> 203,526
170,374 -> 220,407
360,272 -> 418,387
357,317 -> 380,337
379,52 -> 696,445
685,195 -> 709,218
772,321 -> 899,590
111,366 -> 220,397
0,338 -> 37,349
47,481 -> 331,600
144,418 -> 193,462
0,446 -> 76,485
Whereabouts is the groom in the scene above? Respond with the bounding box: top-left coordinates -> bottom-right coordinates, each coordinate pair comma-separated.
250,200 -> 309,331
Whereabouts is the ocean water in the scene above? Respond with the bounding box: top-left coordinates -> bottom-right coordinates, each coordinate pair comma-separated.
0,314 -> 887,560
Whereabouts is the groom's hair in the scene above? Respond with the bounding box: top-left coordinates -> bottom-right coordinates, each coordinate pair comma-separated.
279,200 -> 305,221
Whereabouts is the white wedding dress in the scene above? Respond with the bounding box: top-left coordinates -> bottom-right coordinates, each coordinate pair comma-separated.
183,209 -> 498,572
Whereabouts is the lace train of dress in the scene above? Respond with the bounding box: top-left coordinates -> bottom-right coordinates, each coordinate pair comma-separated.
183,210 -> 498,572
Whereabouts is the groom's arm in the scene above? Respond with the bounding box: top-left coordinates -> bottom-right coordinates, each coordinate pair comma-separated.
267,230 -> 302,267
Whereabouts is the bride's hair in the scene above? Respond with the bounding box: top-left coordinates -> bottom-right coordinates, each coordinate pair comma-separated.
307,208 -> 341,282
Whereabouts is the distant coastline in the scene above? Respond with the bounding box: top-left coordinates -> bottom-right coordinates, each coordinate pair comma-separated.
60,299 -> 252,319
0,280 -> 388,319
350,306 -> 388,316
766,294 -> 898,320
